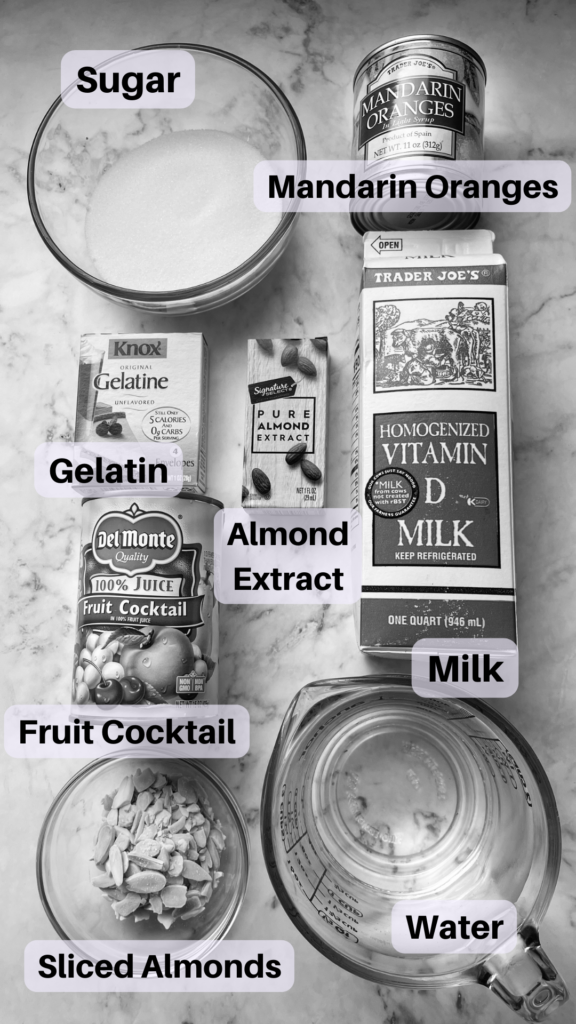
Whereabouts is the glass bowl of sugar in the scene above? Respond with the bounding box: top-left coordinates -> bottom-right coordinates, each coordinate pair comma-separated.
28,45 -> 305,313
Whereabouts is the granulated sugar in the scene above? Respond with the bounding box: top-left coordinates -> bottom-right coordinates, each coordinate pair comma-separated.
86,130 -> 281,291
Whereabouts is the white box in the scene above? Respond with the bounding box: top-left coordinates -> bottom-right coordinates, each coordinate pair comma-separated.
75,332 -> 208,493
351,231 -> 516,654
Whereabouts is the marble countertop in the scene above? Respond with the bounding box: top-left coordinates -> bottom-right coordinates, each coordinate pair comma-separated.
2,0 -> 576,1022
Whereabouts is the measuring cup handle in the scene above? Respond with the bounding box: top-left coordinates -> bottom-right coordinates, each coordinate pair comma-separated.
478,926 -> 569,1021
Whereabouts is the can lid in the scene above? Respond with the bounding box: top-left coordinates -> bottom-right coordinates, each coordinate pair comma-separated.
81,492 -> 224,508
353,35 -> 487,87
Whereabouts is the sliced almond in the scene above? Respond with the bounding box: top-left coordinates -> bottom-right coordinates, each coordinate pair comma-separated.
193,828 -> 207,849
177,778 -> 198,803
134,767 -> 156,792
136,790 -> 153,811
108,844 -> 124,886
168,853 -> 184,877
126,870 -> 167,893
105,887 -> 127,902
207,838 -> 220,869
161,885 -> 187,908
181,860 -> 211,882
209,828 -> 225,851
112,893 -> 141,918
128,853 -> 166,872
114,831 -> 130,852
94,823 -> 115,865
112,775 -> 134,810
158,912 -> 176,930
149,894 -> 163,915
92,873 -> 117,889
168,817 -> 187,834
118,805 -> 136,827
132,839 -> 161,859
180,906 -> 205,920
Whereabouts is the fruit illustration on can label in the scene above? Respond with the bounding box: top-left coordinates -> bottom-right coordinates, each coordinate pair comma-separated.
72,494 -> 222,707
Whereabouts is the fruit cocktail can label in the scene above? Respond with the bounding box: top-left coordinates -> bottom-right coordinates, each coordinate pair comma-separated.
72,494 -> 222,708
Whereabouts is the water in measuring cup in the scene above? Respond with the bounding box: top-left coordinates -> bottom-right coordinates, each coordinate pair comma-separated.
271,690 -> 537,965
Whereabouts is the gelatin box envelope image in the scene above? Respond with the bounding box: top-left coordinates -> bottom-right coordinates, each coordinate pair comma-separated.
75,333 -> 208,493
351,231 -> 517,654
242,337 -> 329,508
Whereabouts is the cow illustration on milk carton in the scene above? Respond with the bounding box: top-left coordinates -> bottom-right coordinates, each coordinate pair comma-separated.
375,298 -> 494,392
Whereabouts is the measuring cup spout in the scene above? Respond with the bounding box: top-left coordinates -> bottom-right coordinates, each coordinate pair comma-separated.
478,926 -> 568,1021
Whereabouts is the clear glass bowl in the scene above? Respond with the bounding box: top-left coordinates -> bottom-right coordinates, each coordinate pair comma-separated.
27,45 -> 306,313
37,757 -> 249,957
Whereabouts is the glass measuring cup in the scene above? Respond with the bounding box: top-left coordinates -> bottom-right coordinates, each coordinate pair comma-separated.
261,677 -> 568,1021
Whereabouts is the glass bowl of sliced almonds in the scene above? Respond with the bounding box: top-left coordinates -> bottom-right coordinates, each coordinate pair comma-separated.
37,757 -> 249,954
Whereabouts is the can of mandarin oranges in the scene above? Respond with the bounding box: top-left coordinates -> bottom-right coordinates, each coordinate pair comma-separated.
351,35 -> 486,232
72,494 -> 222,708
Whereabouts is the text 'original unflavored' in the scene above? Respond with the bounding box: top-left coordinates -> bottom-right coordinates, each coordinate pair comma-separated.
351,230 -> 516,654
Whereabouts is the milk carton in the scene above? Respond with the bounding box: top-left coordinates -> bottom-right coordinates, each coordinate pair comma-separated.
351,231 -> 516,654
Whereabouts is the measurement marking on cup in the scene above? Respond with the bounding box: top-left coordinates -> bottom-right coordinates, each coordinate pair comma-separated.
310,868 -> 327,902
285,831 -> 308,853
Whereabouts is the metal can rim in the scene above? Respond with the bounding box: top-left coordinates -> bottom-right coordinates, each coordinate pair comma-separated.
349,210 -> 482,236
353,35 -> 487,88
81,492 -> 224,509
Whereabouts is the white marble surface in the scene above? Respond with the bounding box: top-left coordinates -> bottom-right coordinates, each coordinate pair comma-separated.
1,0 -> 576,1021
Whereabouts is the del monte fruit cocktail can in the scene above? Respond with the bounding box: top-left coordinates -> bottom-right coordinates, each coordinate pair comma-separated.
72,494 -> 222,708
